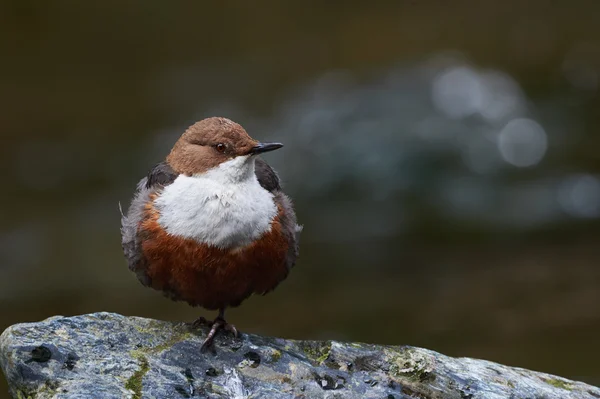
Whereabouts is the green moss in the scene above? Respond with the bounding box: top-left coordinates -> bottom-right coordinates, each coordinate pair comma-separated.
124,321 -> 192,397
16,391 -> 32,399
543,378 -> 572,390
15,379 -> 60,399
125,354 -> 150,399
149,331 -> 192,354
301,341 -> 332,365
316,352 -> 329,364
271,349 -> 282,363
42,380 -> 60,396
389,349 -> 434,383
133,319 -> 169,334
506,380 -> 515,389
132,322 -> 192,355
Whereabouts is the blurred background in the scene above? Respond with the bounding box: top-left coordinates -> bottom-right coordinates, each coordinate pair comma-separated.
1,0 -> 600,395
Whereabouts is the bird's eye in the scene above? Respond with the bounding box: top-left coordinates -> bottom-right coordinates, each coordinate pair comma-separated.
215,143 -> 226,153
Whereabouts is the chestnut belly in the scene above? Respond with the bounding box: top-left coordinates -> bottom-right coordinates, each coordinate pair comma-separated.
138,204 -> 290,310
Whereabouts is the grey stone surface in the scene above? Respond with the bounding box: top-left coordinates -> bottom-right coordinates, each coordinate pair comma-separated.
1,312 -> 598,398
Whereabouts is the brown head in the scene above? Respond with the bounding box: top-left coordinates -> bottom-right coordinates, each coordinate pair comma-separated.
166,117 -> 283,176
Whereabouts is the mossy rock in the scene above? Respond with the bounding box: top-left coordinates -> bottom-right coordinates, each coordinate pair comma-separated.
1,312 -> 599,398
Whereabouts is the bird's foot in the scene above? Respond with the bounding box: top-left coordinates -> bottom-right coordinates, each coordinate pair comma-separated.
194,316 -> 238,351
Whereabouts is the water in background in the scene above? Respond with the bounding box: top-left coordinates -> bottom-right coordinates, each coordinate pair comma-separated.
1,1 -> 600,396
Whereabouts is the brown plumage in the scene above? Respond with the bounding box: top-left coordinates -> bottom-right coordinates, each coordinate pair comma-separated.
120,117 -> 301,350
139,196 -> 291,310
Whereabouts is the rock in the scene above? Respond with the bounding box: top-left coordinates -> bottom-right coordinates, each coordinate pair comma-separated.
1,313 -> 598,399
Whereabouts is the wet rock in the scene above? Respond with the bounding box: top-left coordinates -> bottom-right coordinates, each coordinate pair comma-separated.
205,367 -> 218,377
29,346 -> 52,363
1,312 -> 599,399
242,351 -> 261,368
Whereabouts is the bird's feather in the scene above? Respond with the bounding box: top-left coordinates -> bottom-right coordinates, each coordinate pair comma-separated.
146,161 -> 178,189
255,157 -> 281,192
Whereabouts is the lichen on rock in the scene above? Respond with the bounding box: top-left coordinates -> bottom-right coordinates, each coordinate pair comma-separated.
1,312 -> 599,398
124,353 -> 149,399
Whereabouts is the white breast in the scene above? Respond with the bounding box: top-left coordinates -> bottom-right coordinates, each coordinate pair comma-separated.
153,156 -> 278,249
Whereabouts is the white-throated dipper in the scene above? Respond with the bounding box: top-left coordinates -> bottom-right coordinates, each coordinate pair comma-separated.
120,117 -> 301,350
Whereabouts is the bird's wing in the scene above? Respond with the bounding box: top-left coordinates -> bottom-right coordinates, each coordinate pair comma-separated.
145,161 -> 179,189
254,158 -> 302,271
255,157 -> 281,192
121,161 -> 178,282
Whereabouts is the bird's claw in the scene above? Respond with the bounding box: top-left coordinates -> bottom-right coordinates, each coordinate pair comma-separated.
223,322 -> 238,338
195,316 -> 238,351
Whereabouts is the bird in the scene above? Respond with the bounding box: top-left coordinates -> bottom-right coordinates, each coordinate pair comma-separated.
120,117 -> 301,350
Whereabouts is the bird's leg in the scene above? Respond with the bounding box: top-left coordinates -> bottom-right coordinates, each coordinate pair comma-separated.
200,308 -> 239,351
217,308 -> 239,337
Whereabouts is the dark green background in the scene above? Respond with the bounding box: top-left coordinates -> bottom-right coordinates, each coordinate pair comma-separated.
2,1 -> 600,396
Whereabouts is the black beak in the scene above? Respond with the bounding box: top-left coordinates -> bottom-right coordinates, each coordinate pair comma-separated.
249,142 -> 283,155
